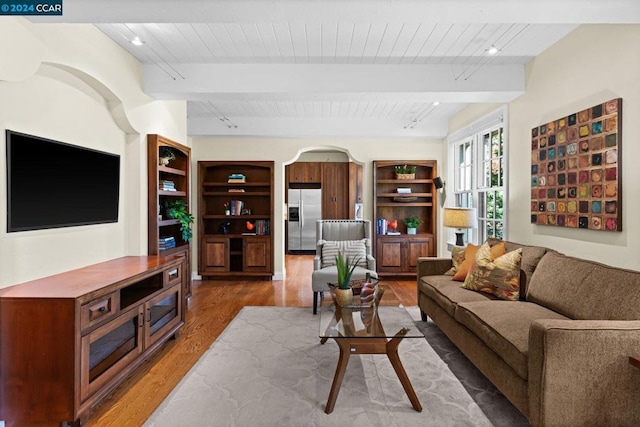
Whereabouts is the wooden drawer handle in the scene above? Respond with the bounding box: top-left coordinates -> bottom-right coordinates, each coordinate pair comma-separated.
167,268 -> 179,280
88,299 -> 111,319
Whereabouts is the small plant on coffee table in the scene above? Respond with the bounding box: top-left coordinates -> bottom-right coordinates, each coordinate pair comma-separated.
335,252 -> 360,290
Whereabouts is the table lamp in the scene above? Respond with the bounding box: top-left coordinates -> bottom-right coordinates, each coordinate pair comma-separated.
443,207 -> 477,246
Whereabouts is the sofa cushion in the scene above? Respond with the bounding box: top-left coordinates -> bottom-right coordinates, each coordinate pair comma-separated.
463,243 -> 523,301
453,242 -> 505,282
419,275 -> 496,317
444,245 -> 466,276
320,239 -> 368,268
452,244 -> 479,281
455,301 -> 570,380
488,239 -> 547,300
527,251 -> 640,320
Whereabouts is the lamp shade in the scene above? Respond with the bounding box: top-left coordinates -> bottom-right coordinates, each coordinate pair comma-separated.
443,207 -> 477,229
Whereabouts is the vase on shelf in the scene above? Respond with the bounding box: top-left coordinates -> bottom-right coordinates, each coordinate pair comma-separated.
407,227 -> 417,235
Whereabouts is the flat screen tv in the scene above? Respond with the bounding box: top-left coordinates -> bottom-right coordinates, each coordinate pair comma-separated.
6,130 -> 120,232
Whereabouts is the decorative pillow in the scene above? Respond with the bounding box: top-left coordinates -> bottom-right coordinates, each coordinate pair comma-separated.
444,246 -> 466,276
321,240 -> 368,268
452,242 -> 505,282
452,244 -> 479,281
462,241 -> 523,301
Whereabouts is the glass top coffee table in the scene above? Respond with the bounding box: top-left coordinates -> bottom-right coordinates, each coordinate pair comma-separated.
318,285 -> 424,414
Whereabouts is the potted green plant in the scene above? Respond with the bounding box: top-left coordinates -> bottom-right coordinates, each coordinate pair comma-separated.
333,252 -> 361,306
164,200 -> 194,242
394,164 -> 417,179
404,215 -> 423,235
159,147 -> 176,166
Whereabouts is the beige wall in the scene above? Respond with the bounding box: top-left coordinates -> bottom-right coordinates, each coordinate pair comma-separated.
0,18 -> 187,288
448,24 -> 640,269
192,137 -> 443,278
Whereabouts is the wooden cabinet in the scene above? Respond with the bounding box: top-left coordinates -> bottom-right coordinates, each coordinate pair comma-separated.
350,162 -> 364,205
373,160 -> 438,277
285,161 -> 363,221
322,162 -> 350,219
288,161 -> 321,183
243,235 -> 271,271
0,256 -> 185,426
202,236 -> 229,272
147,134 -> 192,300
377,235 -> 434,273
198,161 -> 274,279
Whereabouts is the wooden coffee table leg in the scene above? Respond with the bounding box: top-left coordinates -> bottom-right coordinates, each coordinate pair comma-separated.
325,338 -> 351,414
386,333 -> 422,412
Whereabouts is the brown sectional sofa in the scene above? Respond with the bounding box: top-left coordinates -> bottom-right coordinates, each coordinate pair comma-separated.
417,240 -> 640,426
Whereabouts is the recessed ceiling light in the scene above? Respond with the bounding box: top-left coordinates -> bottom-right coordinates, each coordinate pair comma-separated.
131,36 -> 144,46
486,45 -> 499,55
433,101 -> 440,106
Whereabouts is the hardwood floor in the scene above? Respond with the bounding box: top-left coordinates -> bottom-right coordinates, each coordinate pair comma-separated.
86,255 -> 418,426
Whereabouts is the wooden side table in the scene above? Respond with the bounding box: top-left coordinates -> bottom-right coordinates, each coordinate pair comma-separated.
629,356 -> 640,369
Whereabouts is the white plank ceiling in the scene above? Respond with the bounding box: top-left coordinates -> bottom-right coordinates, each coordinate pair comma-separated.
38,0 -> 640,138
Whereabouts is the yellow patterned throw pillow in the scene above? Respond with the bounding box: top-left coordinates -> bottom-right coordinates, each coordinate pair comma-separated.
444,245 -> 466,275
462,241 -> 523,301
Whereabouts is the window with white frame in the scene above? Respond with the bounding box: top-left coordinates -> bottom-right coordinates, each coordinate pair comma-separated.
448,108 -> 507,244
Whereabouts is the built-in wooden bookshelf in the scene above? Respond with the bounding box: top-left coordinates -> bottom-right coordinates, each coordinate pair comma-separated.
198,161 -> 274,279
373,160 -> 438,276
147,134 -> 192,298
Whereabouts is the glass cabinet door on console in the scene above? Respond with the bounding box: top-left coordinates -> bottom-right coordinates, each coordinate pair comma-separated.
80,306 -> 143,401
145,286 -> 182,348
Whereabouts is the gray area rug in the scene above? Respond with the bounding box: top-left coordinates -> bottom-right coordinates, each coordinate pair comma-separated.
145,306 -> 528,427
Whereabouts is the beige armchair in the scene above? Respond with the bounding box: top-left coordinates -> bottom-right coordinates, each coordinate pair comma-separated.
311,219 -> 378,314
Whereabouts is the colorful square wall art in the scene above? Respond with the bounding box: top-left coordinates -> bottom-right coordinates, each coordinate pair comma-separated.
531,98 -> 622,231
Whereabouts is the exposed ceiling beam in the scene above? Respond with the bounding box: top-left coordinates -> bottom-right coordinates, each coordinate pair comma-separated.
143,63 -> 525,102
187,115 -> 452,138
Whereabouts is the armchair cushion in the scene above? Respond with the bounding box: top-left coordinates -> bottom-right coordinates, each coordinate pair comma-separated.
320,239 -> 368,268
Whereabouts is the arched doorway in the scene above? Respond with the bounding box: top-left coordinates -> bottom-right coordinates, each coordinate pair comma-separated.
284,147 -> 364,254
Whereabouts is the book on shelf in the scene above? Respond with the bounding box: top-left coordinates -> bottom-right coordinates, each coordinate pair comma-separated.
242,232 -> 257,236
229,199 -> 244,215
159,236 -> 176,250
228,188 -> 245,192
160,180 -> 176,191
396,187 -> 412,194
227,173 -> 246,183
250,219 -> 270,235
386,231 -> 401,235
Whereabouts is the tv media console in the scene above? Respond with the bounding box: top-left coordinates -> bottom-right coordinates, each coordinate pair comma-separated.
0,255 -> 186,426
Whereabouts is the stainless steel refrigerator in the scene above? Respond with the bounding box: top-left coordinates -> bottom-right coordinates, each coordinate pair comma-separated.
288,188 -> 322,251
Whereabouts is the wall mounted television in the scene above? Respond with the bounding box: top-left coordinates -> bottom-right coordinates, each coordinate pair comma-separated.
6,130 -> 120,232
